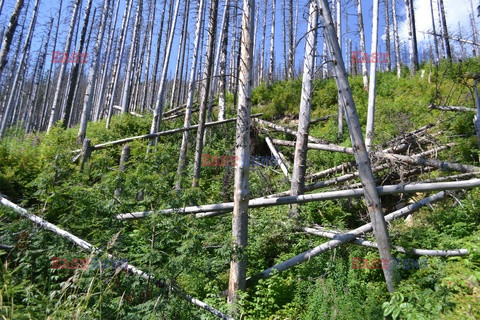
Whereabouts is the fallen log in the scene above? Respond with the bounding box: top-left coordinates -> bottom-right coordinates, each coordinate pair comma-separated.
428,104 -> 476,113
116,178 -> 480,219
73,114 -> 263,152
265,136 -> 290,179
113,105 -> 144,117
274,139 -> 479,173
253,118 -> 329,144
245,191 -> 447,284
0,196 -> 233,320
303,227 -> 468,256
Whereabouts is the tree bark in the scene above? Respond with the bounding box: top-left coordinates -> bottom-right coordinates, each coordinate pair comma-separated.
268,0 -> 276,83
227,0 -> 254,305
391,0 -> 401,77
365,0 -> 380,150
0,0 -> 24,79
438,0 -> 451,61
191,0 -> 219,187
356,0 -> 368,89
77,0 -> 110,142
290,0 -> 317,210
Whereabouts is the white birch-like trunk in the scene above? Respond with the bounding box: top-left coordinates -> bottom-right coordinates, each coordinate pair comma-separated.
268,0 -> 276,83
218,0 -> 230,121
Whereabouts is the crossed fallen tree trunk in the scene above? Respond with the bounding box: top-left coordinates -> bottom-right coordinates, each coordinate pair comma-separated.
428,104 -> 476,113
245,191 -> 449,285
272,139 -> 480,173
116,178 -> 480,219
302,227 -> 468,256
0,196 -> 233,320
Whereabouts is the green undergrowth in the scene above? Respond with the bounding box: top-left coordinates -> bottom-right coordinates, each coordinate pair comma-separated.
1,59 -> 480,319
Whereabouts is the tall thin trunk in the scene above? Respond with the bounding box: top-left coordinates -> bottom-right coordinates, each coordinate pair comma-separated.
384,0 -> 391,71
282,0 -> 287,79
39,0 -> 63,131
365,0 -> 380,150
268,0 -> 276,83
105,0 -> 133,129
438,0 -> 451,61
62,0 -> 93,129
317,0 -> 396,293
430,0 -> 440,63
469,0 -> 478,56
392,0 -> 401,77
356,0 -> 368,88
46,0 -> 82,132
149,0 -> 166,113
404,0 -> 418,76
0,0 -> 24,79
140,0 -> 156,113
290,0 -> 318,214
149,0 -> 181,135
120,0 -> 143,114
77,0 -> 110,142
218,0 -> 231,121
227,0 -> 254,305
259,0 -> 267,82
93,0 -> 120,121
287,0 -> 294,79
192,0 -> 219,187
0,0 -> 38,138
169,0 -> 189,111
175,0 -> 205,190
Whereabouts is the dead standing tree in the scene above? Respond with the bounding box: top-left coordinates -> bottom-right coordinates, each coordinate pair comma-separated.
316,0 -> 397,292
290,0 -> 318,217
227,0 -> 255,305
0,0 -> 24,80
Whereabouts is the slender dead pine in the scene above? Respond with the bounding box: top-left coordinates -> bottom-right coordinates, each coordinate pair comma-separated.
356,0 -> 368,89
316,0 -> 396,292
392,0 -> 401,77
192,0 -> 219,187
0,0 -> 24,79
384,0 -> 391,71
438,0 -> 451,61
0,0 -> 39,138
175,0 -> 205,190
365,0 -> 380,150
290,0 -> 318,213
227,0 -> 254,305
77,0 -> 110,142
218,0 -> 230,121
47,0 -> 82,132
268,0 -> 276,83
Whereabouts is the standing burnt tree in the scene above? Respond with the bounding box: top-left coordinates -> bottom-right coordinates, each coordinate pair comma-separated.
228,0 -> 255,305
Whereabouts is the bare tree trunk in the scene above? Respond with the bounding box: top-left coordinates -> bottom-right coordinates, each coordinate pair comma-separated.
175,0 -> 205,190
268,0 -> 276,83
429,0 -> 440,63
438,0 -> 451,61
0,0 -> 24,79
149,0 -> 181,136
46,0 -> 82,132
0,0 -> 38,138
356,0 -> 368,88
474,80 -> 480,146
384,0 -> 391,71
93,0 -> 120,121
105,0 -> 133,129
259,0 -> 267,82
120,0 -> 143,114
290,0 -> 317,216
287,0 -> 294,79
404,0 -> 418,76
392,0 -> 401,77
316,0 -> 396,292
227,0 -> 254,305
192,0 -> 219,187
77,0 -> 110,142
469,0 -> 479,56
218,0 -> 231,121
168,0 -> 189,111
365,0 -> 380,150
63,0 -> 93,129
